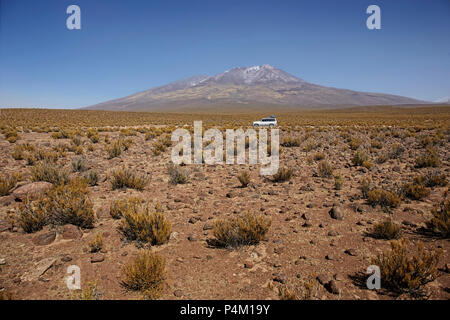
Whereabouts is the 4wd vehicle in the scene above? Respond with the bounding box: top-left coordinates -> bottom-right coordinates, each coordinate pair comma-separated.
253,117 -> 277,127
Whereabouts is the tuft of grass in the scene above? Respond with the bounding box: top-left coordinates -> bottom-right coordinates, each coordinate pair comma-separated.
272,167 -> 293,182
110,167 -> 148,191
119,202 -> 172,245
30,161 -> 70,185
88,233 -> 103,253
413,172 -> 447,188
0,172 -> 21,196
425,199 -> 449,238
237,170 -> 251,187
416,148 -> 440,168
212,212 -> 271,248
110,197 -> 143,219
318,160 -> 333,178
167,164 -> 189,185
367,188 -> 401,209
334,174 -> 343,190
402,182 -> 430,200
121,250 -> 166,299
371,239 -> 441,297
351,150 -> 369,167
83,170 -> 98,186
71,157 -> 87,172
72,281 -> 101,300
18,178 -> 95,232
281,137 -> 300,147
371,218 -> 402,240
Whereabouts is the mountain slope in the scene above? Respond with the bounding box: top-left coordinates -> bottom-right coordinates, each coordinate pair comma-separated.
85,65 -> 427,111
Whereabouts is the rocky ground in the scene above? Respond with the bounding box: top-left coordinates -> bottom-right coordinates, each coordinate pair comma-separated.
0,120 -> 449,300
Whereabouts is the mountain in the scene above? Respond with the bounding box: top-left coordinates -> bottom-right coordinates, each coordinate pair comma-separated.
434,97 -> 450,104
85,64 -> 427,111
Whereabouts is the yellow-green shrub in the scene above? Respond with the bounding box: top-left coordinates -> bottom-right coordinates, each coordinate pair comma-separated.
212,212 -> 271,248
121,250 -> 166,299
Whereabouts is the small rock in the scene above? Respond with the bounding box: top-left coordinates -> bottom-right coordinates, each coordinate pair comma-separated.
32,231 -> 56,246
61,255 -> 72,262
173,289 -> 183,297
317,274 -> 331,285
187,234 -> 198,241
62,224 -> 82,240
273,273 -> 286,284
327,280 -> 340,294
326,254 -> 336,260
329,205 -> 344,220
90,253 -> 104,263
0,258 -> 6,265
244,262 -> 254,269
345,249 -> 357,256
203,222 -> 214,231
328,230 -> 339,236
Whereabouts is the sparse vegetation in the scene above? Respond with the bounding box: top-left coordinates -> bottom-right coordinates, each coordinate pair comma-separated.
237,170 -> 251,187
371,218 -> 402,239
121,250 -> 166,299
110,167 -> 149,190
318,160 -> 333,178
0,173 -> 21,196
167,163 -> 189,185
30,161 -> 70,185
371,239 -> 442,296
272,167 -> 293,182
425,199 -> 449,238
212,212 -> 271,248
119,202 -> 172,245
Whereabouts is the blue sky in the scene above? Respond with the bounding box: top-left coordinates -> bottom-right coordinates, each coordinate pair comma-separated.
0,0 -> 449,108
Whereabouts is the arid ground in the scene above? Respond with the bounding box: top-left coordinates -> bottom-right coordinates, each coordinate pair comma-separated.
0,106 -> 449,300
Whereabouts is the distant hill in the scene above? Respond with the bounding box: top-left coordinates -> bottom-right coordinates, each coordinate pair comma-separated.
84,64 -> 428,111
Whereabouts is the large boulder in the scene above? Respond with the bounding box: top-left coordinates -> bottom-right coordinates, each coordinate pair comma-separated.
12,182 -> 53,201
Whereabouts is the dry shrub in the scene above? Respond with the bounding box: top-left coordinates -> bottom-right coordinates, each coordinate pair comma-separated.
18,179 -> 95,232
83,170 -> 98,186
0,172 -> 21,196
318,160 -> 333,178
152,141 -> 167,156
237,170 -> 251,187
167,164 -> 189,185
277,276 -> 318,300
414,172 -> 447,188
372,239 -> 442,296
212,212 -> 271,248
272,167 -> 293,182
416,148 -> 440,168
351,150 -> 369,166
110,197 -> 143,219
106,138 -> 132,159
388,143 -> 404,159
121,250 -> 166,299
72,281 -> 101,300
349,138 -> 362,150
71,157 -> 87,172
281,137 -> 300,147
402,182 -> 430,200
367,188 -> 401,209
334,174 -> 343,190
371,218 -> 402,240
88,233 -> 103,253
11,143 -> 35,160
425,199 -> 449,238
313,152 -> 325,161
119,203 -> 171,245
110,167 -> 148,190
3,127 -> 20,143
17,199 -> 48,233
30,161 -> 70,185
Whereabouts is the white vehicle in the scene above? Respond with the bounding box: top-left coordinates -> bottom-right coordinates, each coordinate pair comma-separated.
253,117 -> 277,127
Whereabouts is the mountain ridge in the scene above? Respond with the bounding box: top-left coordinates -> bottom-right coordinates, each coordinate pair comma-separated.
84,64 -> 428,111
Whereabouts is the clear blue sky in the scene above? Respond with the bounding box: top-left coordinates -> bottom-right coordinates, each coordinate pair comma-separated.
1,0 -> 449,108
